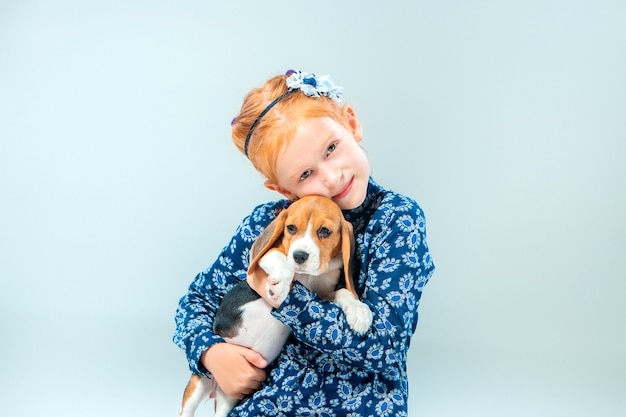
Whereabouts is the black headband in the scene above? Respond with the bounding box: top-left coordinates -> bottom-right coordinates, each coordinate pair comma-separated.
243,89 -> 297,157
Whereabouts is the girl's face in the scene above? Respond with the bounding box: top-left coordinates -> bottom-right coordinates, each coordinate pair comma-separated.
266,113 -> 370,210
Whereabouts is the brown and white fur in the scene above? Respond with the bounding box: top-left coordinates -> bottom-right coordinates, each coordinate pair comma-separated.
179,195 -> 373,417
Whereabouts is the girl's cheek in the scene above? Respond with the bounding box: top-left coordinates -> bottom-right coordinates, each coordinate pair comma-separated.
298,184 -> 321,198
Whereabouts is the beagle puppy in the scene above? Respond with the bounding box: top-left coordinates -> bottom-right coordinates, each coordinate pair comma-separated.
179,195 -> 373,417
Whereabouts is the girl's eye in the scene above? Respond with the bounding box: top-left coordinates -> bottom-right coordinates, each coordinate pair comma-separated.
286,225 -> 297,235
299,170 -> 312,181
326,143 -> 337,155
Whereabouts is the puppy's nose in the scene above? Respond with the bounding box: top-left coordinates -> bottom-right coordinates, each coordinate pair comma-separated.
292,250 -> 309,265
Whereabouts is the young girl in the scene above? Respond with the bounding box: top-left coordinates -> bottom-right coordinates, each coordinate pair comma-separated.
173,69 -> 435,416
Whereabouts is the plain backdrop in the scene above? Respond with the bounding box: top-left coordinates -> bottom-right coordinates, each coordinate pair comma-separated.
1,1 -> 624,416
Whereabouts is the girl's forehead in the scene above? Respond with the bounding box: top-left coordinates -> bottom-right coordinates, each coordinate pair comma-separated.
277,118 -> 337,160
291,117 -> 343,147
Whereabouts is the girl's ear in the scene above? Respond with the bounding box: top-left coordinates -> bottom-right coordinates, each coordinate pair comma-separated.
264,180 -> 298,200
342,105 -> 363,142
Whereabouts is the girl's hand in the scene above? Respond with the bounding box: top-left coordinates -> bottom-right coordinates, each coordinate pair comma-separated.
201,343 -> 268,399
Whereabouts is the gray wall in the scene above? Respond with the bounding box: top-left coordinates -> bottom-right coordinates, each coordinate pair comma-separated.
1,1 -> 624,416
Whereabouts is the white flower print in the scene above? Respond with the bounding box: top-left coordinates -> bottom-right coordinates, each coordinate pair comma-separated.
238,223 -> 257,243
378,257 -> 400,274
307,301 -> 325,320
396,215 -> 415,232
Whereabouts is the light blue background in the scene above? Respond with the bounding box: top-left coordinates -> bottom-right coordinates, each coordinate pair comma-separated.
1,1 -> 624,416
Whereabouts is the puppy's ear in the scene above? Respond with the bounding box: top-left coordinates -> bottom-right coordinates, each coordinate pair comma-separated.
340,219 -> 358,298
247,209 -> 288,274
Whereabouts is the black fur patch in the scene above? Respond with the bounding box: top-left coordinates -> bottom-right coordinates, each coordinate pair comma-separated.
213,280 -> 261,339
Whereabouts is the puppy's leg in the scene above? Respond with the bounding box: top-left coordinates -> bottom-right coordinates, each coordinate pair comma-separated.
259,250 -> 295,305
333,289 -> 373,334
214,387 -> 241,417
179,374 -> 216,417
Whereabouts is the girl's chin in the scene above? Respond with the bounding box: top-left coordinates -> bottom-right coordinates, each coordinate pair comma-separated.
336,183 -> 367,210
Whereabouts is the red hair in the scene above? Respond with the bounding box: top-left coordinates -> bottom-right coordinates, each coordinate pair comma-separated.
231,73 -> 351,183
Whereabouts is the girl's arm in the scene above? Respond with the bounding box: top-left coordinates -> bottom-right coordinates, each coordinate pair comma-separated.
173,202 -> 283,375
175,270 -> 268,398
271,199 -> 434,374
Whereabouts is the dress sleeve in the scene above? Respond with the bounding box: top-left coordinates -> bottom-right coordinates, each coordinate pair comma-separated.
271,198 -> 435,374
172,203 -> 278,375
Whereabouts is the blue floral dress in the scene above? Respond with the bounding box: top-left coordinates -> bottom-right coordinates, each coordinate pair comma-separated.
173,178 -> 435,416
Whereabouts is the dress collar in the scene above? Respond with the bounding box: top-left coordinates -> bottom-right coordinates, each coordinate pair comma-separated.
342,177 -> 383,221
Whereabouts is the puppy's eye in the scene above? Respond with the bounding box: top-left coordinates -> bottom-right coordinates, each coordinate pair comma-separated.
286,225 -> 297,235
317,227 -> 332,239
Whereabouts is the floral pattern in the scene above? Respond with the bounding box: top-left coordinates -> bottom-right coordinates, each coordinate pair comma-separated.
173,178 -> 434,416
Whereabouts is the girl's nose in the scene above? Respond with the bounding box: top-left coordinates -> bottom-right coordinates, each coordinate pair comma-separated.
322,165 -> 340,188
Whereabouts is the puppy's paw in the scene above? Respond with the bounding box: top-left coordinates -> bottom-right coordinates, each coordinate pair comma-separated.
343,300 -> 373,334
266,269 -> 294,305
259,251 -> 295,305
333,288 -> 373,334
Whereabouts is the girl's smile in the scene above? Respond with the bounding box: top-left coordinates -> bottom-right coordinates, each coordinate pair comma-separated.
332,176 -> 354,200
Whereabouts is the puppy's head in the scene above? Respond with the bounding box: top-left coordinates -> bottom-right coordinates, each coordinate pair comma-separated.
248,196 -> 354,284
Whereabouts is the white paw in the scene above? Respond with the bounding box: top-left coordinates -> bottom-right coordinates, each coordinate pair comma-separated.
343,300 -> 373,334
259,251 -> 295,305
266,271 -> 293,305
333,289 -> 373,334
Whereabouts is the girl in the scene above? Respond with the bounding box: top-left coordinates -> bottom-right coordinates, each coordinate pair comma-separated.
173,70 -> 435,416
